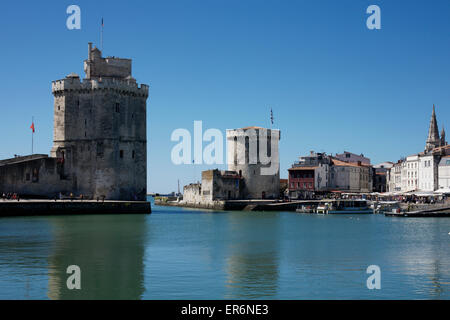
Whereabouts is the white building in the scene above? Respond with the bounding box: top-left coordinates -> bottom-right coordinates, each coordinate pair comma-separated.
405,155 -> 419,192
438,156 -> 450,189
387,105 -> 448,193
418,154 -> 437,192
387,161 -> 402,192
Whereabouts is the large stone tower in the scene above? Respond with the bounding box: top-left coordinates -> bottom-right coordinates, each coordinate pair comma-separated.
425,105 -> 441,152
51,43 -> 149,200
226,127 -> 280,199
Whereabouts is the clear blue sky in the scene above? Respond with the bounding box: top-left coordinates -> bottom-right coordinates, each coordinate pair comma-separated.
0,0 -> 449,193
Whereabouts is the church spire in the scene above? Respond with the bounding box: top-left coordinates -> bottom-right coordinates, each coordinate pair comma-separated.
425,104 -> 440,152
441,125 -> 447,146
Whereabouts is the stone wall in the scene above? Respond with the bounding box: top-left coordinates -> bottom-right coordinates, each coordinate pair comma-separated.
0,156 -> 71,197
183,183 -> 202,204
201,170 -> 241,201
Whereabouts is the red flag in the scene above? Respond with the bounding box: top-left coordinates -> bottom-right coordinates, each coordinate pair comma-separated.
30,122 -> 35,133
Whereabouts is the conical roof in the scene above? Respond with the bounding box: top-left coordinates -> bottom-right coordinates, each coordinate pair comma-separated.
425,105 -> 440,151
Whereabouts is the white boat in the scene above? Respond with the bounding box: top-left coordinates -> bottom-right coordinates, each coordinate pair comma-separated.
295,204 -> 316,213
374,201 -> 401,214
316,200 -> 373,214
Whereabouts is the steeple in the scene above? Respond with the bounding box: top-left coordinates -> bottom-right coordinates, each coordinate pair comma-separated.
441,126 -> 447,146
425,104 -> 441,152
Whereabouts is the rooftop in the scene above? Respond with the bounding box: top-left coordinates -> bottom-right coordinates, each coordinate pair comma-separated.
0,154 -> 49,166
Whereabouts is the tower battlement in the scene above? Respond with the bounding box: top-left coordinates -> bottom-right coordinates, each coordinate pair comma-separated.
52,77 -> 149,97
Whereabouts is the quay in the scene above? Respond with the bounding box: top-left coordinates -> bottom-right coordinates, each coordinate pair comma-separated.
385,206 -> 450,217
0,199 -> 151,217
156,199 -> 341,212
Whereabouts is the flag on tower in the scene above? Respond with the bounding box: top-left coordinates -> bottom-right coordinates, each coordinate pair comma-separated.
30,121 -> 35,133
102,18 -> 104,27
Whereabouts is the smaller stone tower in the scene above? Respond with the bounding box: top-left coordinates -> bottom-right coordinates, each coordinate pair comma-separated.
425,105 -> 441,152
226,127 -> 280,199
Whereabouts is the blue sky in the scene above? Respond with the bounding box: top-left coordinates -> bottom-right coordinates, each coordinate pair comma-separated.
0,0 -> 449,193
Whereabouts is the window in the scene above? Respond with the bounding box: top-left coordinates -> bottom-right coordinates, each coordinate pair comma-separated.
57,106 -> 60,111
132,150 -> 135,159
120,150 -> 124,158
115,103 -> 120,113
26,173 -> 30,181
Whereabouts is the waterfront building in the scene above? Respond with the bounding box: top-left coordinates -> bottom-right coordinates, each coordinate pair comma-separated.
438,156 -> 450,190
183,127 -> 281,203
405,155 -> 419,192
287,151 -> 373,199
387,161 -> 403,192
330,159 -> 372,193
373,162 -> 394,193
288,152 -> 331,198
335,151 -> 370,165
387,105 -> 449,193
0,43 -> 149,200
418,153 -> 438,192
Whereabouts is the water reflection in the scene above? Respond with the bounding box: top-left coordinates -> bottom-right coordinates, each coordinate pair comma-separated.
224,212 -> 280,299
46,214 -> 148,299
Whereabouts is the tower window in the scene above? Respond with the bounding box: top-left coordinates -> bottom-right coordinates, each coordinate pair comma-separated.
115,103 -> 120,113
57,106 -> 60,111
120,150 -> 124,158
132,150 -> 135,159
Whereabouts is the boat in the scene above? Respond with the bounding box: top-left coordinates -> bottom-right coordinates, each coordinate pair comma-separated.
295,204 -> 316,213
374,201 -> 401,214
316,199 -> 373,214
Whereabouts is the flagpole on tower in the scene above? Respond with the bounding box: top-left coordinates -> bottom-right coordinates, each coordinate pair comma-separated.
270,107 -> 274,130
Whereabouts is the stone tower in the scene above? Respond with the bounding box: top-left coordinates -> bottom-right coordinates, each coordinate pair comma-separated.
226,127 -> 280,199
425,105 -> 441,152
51,43 -> 149,200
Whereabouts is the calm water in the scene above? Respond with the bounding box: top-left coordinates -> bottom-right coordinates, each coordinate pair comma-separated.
0,198 -> 449,300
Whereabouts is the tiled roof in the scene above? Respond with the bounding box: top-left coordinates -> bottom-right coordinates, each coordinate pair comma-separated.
241,126 -> 264,130
332,159 -> 365,167
289,166 -> 318,171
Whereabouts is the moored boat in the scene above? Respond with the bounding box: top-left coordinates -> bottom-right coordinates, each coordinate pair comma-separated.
316,199 -> 373,214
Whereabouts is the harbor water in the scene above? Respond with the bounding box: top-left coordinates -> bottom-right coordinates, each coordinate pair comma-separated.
0,197 -> 449,299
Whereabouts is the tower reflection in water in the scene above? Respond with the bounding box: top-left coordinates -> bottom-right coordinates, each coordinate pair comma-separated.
47,214 -> 148,300
224,212 -> 280,299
